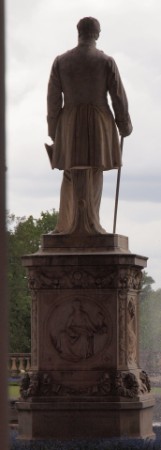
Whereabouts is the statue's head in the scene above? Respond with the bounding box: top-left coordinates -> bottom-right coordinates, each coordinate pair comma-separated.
77,17 -> 101,41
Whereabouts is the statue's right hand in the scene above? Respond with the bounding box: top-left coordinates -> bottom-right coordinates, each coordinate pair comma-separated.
45,143 -> 54,168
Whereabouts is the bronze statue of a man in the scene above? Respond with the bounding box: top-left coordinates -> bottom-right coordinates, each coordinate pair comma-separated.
46,17 -> 132,234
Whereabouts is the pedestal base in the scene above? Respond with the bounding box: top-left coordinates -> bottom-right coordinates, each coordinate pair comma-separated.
17,395 -> 155,440
18,234 -> 154,440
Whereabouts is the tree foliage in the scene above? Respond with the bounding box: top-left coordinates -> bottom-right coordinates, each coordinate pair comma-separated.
140,271 -> 155,300
8,210 -> 58,352
140,271 -> 161,372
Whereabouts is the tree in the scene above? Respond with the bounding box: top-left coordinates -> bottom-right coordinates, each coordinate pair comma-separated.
8,210 -> 58,353
140,271 -> 155,300
139,271 -> 161,373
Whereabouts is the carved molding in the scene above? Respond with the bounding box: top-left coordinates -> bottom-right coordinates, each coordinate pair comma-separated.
27,266 -> 142,291
20,369 -> 151,400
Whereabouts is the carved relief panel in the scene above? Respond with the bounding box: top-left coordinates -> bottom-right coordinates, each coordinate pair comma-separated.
118,290 -> 138,369
127,295 -> 137,366
38,291 -> 115,371
118,290 -> 127,368
31,290 -> 38,368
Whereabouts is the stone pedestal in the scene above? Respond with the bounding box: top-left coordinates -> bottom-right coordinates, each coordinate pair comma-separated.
17,234 -> 155,440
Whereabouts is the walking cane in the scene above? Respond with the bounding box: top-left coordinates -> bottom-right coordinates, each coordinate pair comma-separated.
113,136 -> 124,234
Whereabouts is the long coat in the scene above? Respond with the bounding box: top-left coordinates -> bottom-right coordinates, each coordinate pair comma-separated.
47,42 -> 132,171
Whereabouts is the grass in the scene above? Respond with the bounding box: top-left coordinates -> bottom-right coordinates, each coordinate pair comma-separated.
9,384 -> 20,399
151,387 -> 161,395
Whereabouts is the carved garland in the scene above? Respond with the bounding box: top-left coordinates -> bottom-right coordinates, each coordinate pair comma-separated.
140,370 -> 151,393
20,369 -> 150,400
27,266 -> 142,291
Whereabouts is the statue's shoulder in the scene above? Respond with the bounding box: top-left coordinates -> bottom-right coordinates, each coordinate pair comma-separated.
51,47 -> 77,72
56,47 -> 77,62
96,50 -> 119,74
96,48 -> 115,64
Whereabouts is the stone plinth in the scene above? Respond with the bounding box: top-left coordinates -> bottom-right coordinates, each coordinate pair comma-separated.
16,234 -> 155,440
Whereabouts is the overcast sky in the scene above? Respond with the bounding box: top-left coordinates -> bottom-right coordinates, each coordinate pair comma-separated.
6,0 -> 161,288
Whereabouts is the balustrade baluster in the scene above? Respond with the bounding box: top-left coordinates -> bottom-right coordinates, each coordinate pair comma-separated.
25,356 -> 31,371
9,353 -> 31,375
11,357 -> 17,372
18,356 -> 24,372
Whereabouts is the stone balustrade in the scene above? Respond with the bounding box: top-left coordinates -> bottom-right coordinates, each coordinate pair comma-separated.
9,353 -> 31,375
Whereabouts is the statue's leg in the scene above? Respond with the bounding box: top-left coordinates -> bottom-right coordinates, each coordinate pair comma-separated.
53,170 -> 73,233
69,168 -> 106,235
53,168 -> 106,235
